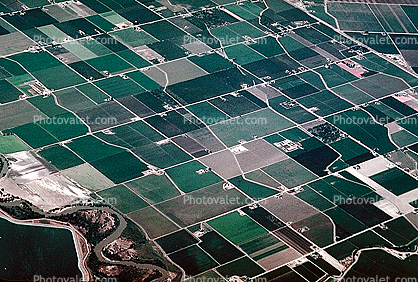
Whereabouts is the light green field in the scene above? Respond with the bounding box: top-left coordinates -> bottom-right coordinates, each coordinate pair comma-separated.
262,159 -> 317,188
210,108 -> 294,147
126,174 -> 181,204
0,135 -> 30,154
97,185 -> 148,214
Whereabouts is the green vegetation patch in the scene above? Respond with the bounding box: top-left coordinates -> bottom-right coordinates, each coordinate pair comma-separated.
216,257 -> 264,278
229,175 -> 278,199
188,53 -> 234,73
38,145 -> 84,170
0,79 -> 22,104
370,167 -> 418,196
3,123 -> 57,149
166,161 -> 222,193
0,135 -> 30,154
126,174 -> 181,204
90,151 -> 147,184
156,229 -> 198,254
128,206 -> 178,238
169,245 -> 218,276
210,108 -> 294,147
262,159 -> 317,188
97,185 -> 148,213
327,109 -> 397,154
67,135 -> 123,163
85,54 -> 134,74
297,185 -> 336,211
94,76 -> 145,98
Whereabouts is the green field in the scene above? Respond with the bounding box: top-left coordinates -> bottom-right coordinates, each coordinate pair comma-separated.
126,174 -> 181,204
262,159 -> 317,188
210,108 -> 294,147
165,161 -> 222,193
327,110 -> 397,154
38,145 -> 84,170
97,185 -> 148,214
0,135 -> 29,154
370,168 -> 418,196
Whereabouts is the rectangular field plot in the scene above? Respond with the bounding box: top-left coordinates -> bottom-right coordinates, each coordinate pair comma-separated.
262,159 -> 317,188
0,135 -> 30,154
291,213 -> 334,248
38,145 -> 84,170
89,151 -> 147,184
167,68 -> 258,104
370,167 -> 418,196
155,183 -> 248,226
62,163 -> 114,191
210,108 -> 294,147
315,65 -> 358,88
199,231 -> 245,264
327,2 -> 383,32
308,175 -> 375,202
329,138 -> 371,164
209,211 -> 299,268
353,53 -> 418,87
269,96 -> 317,124
216,257 -> 264,278
95,121 -> 192,168
297,90 -> 353,116
97,185 -> 148,214
166,161 -> 222,193
296,185 -> 336,211
126,174 -> 181,204
67,135 -> 123,163
169,245 -> 218,277
156,229 -> 198,254
128,206 -> 178,239
373,216 -> 418,246
229,175 -> 278,200
3,122 -> 58,149
352,73 -> 409,99
325,207 -> 367,240
261,194 -> 320,224
293,261 -> 325,282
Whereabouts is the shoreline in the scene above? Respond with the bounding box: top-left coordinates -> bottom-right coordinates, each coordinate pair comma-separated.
0,208 -> 92,281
